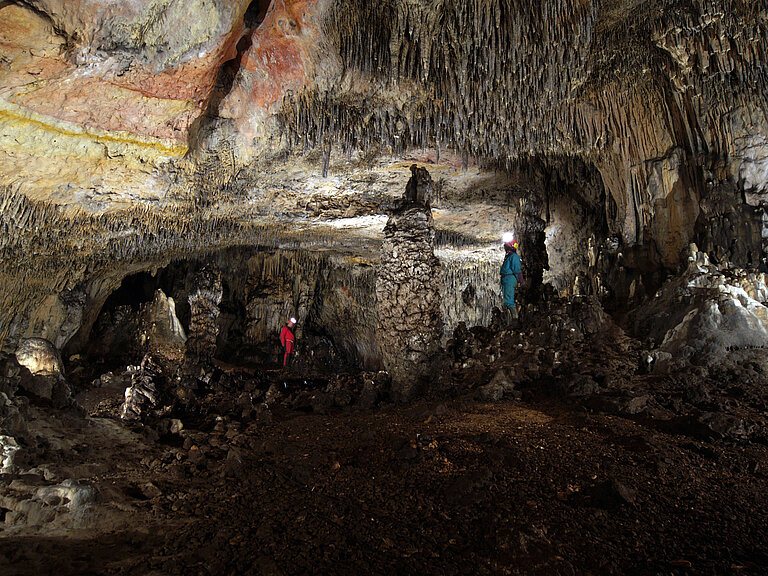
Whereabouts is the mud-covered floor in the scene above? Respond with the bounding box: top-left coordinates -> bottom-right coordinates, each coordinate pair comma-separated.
1,389 -> 767,576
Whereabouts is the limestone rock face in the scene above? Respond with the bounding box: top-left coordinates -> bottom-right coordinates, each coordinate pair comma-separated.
634,245 -> 768,372
0,0 -> 249,217
0,0 -> 767,356
376,167 -> 443,399
15,338 -> 64,378
1,0 -> 246,141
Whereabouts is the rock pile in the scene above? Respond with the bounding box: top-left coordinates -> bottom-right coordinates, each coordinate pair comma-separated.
635,245 -> 768,373
444,257 -> 768,445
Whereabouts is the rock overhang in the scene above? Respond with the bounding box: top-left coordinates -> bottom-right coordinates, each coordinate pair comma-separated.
0,0 -> 767,351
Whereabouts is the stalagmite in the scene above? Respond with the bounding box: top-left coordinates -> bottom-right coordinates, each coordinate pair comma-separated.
375,165 -> 443,400
120,356 -> 160,422
180,266 -> 223,391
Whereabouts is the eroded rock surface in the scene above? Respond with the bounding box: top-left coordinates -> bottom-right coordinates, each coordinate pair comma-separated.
185,268 -> 222,366
15,338 -> 63,379
0,0 -> 765,353
376,166 -> 443,399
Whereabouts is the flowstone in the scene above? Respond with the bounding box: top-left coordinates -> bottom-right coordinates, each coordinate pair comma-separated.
15,338 -> 64,379
632,245 -> 768,369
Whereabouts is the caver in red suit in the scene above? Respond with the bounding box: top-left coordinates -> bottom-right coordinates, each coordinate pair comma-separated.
280,318 -> 296,367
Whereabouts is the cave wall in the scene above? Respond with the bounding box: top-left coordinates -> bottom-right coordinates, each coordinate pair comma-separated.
231,249 -> 379,368
1,0 -> 767,355
1,0 -> 248,144
439,257 -> 500,337
0,0 -> 252,211
308,257 -> 379,369
75,247 -> 381,369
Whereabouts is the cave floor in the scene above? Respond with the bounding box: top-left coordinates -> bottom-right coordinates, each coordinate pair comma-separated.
1,393 -> 767,575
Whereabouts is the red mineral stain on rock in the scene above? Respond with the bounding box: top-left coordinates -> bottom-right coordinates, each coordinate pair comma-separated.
227,0 -> 316,114
0,1 -> 247,143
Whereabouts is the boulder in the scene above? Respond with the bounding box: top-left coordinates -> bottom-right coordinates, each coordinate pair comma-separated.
15,338 -> 64,378
565,374 -> 600,397
0,478 -> 96,528
0,392 -> 29,440
0,434 -> 21,473
588,479 -> 637,508
223,447 -> 245,478
14,338 -> 73,406
17,371 -> 72,408
265,382 -> 283,405
697,412 -> 751,441
477,381 -> 504,402
656,284 -> 768,369
478,370 -> 517,402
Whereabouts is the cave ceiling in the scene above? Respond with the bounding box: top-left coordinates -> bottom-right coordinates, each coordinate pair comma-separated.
0,0 -> 767,348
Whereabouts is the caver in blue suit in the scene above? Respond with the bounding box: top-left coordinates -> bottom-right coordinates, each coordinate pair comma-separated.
500,246 -> 522,310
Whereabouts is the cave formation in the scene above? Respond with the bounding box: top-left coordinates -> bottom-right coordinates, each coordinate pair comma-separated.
1,0 -> 768,573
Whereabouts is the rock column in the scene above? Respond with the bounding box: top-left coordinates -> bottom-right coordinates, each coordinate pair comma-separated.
376,165 -> 443,400
516,195 -> 548,305
180,266 -> 222,391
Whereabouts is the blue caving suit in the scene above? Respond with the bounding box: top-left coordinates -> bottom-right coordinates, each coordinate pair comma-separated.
500,250 -> 522,309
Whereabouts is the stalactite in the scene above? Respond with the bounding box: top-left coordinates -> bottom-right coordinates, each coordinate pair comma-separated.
273,0 -> 767,209
3,0 -> 768,352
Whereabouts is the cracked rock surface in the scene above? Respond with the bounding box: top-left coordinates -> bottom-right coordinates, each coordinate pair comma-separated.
376,167 -> 443,399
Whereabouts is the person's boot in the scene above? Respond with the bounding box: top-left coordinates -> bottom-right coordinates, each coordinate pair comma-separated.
504,306 -> 519,328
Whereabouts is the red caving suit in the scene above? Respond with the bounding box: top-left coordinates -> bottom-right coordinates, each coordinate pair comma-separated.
280,324 -> 295,367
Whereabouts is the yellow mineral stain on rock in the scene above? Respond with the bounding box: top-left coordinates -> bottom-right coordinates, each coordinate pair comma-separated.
343,256 -> 374,266
0,99 -> 188,160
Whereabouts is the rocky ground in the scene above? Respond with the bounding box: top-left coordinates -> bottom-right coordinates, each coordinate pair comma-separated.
2,258 -> 768,575
0,384 -> 767,575
2,354 -> 768,573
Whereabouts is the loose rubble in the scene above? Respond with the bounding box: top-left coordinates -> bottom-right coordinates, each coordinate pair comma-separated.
1,249 -> 768,573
